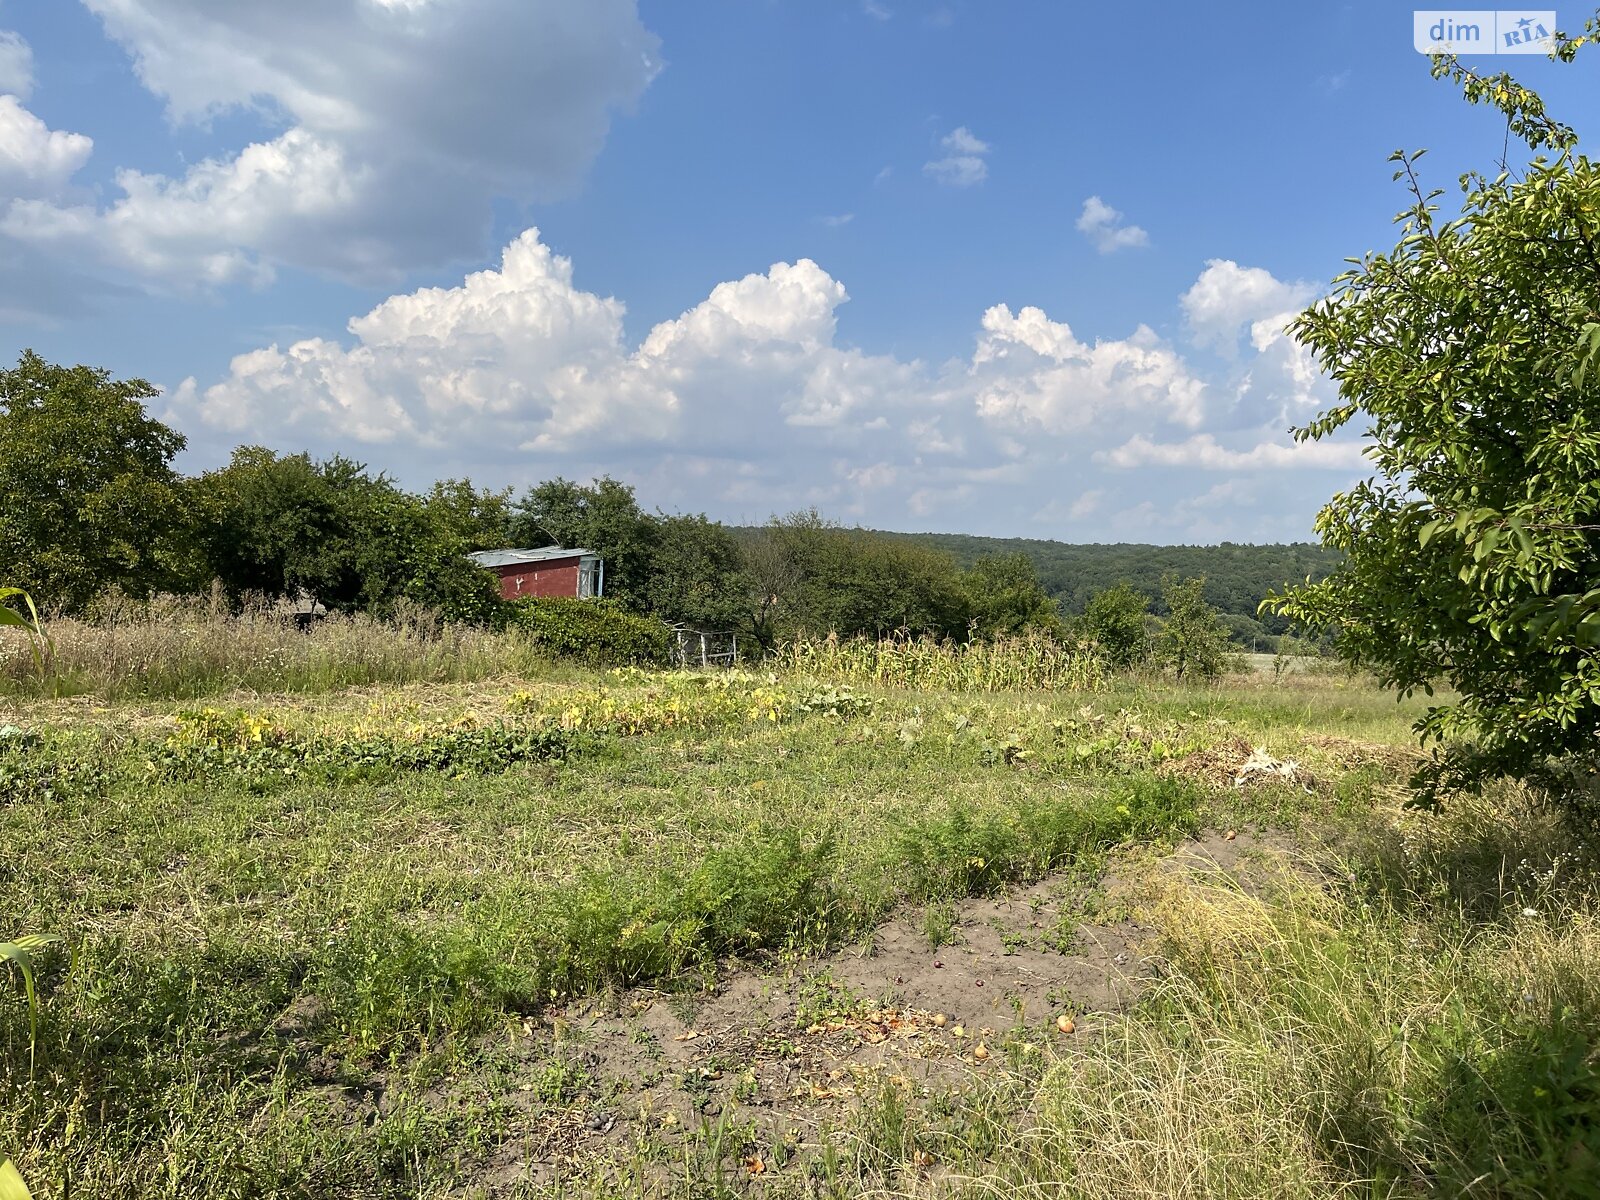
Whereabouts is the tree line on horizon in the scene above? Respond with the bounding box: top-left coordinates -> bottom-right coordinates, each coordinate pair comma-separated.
1,349 -> 1308,657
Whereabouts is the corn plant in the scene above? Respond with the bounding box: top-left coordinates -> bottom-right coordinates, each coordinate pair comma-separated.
0,1159 -> 33,1200
0,933 -> 62,1070
1,586 -> 63,1092
0,588 -> 54,695
771,632 -> 1105,693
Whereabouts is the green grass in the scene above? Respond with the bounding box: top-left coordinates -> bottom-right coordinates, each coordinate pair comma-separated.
0,664 -> 1506,1197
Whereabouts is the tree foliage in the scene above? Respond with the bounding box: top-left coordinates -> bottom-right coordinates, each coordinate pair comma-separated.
191,448 -> 499,621
962,553 -> 1062,637
742,513 -> 972,644
1158,575 -> 1229,681
824,529 -> 1339,645
1268,24 -> 1600,800
645,514 -> 748,632
0,351 -> 189,610
1078,582 -> 1151,668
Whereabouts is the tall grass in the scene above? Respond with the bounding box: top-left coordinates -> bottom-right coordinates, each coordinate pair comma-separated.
907,793 -> 1600,1200
0,592 -> 550,701
772,631 -> 1106,692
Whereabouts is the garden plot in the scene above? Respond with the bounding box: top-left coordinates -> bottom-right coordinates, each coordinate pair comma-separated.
300,830 -> 1299,1195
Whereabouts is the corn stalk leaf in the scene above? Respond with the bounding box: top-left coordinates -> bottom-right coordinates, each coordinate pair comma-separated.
0,1159 -> 32,1200
1,934 -> 63,1062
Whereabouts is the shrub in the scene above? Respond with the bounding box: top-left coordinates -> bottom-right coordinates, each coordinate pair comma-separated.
1078,582 -> 1152,669
506,597 -> 670,667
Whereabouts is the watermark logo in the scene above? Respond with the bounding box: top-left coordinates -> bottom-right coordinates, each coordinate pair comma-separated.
1414,10 -> 1555,53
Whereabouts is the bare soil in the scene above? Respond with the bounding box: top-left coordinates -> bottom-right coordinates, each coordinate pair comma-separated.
396,827 -> 1297,1195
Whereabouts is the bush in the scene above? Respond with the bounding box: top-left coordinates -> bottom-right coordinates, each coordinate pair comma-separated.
1078,582 -> 1151,668
506,597 -> 670,667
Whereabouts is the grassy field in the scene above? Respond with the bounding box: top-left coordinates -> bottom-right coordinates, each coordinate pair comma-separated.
1,652 -> 1596,1198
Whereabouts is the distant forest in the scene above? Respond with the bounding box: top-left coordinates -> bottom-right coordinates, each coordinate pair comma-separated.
874,533 -> 1341,647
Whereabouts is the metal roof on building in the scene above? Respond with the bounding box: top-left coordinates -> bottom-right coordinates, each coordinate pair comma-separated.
466,547 -> 598,568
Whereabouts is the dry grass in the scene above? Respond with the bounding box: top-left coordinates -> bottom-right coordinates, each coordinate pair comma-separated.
0,592 -> 555,700
878,792 -> 1600,1200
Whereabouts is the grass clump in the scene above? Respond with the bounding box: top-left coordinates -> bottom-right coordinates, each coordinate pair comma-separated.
893,776 -> 1200,899
0,729 -> 108,805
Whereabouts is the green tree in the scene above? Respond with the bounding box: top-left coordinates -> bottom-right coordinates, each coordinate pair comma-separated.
962,553 -> 1062,637
733,524 -> 805,653
192,448 -> 499,621
421,479 -> 516,550
1158,574 -> 1228,681
512,477 -> 656,607
768,512 -> 970,641
191,448 -> 367,606
1079,581 -> 1151,668
644,514 -> 747,630
0,352 -> 189,610
1267,27 -> 1600,799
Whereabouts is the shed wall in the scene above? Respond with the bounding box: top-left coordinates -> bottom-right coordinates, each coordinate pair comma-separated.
493,560 -> 581,600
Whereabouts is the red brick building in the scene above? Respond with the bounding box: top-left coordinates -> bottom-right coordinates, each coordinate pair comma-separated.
467,548 -> 604,601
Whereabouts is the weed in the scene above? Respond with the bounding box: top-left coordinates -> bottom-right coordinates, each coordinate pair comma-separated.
795,971 -> 870,1027
0,664 -> 1446,1194
922,901 -> 960,949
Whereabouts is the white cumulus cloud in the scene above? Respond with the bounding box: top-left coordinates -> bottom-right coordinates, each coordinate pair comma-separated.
1076,195 -> 1148,253
1180,258 -> 1316,354
6,0 -> 660,286
971,305 -> 1205,432
168,231 -> 1350,536
0,94 -> 92,199
924,126 -> 990,187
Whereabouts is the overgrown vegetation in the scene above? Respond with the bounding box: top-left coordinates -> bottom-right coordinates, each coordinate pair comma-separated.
876,528 -> 1341,648
0,592 -> 555,701
869,793 -> 1600,1200
9,651 -> 1584,1197
506,597 -> 672,667
771,630 -> 1104,692
1268,24 -> 1600,803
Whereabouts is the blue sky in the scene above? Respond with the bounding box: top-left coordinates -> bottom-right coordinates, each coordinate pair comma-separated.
2,1 -> 1595,540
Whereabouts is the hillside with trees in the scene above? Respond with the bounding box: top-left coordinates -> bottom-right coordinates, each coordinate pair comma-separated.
876,532 -> 1340,620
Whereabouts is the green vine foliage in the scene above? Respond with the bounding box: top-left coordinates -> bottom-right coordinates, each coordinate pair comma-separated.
147,713 -> 576,789
1268,19 -> 1600,804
